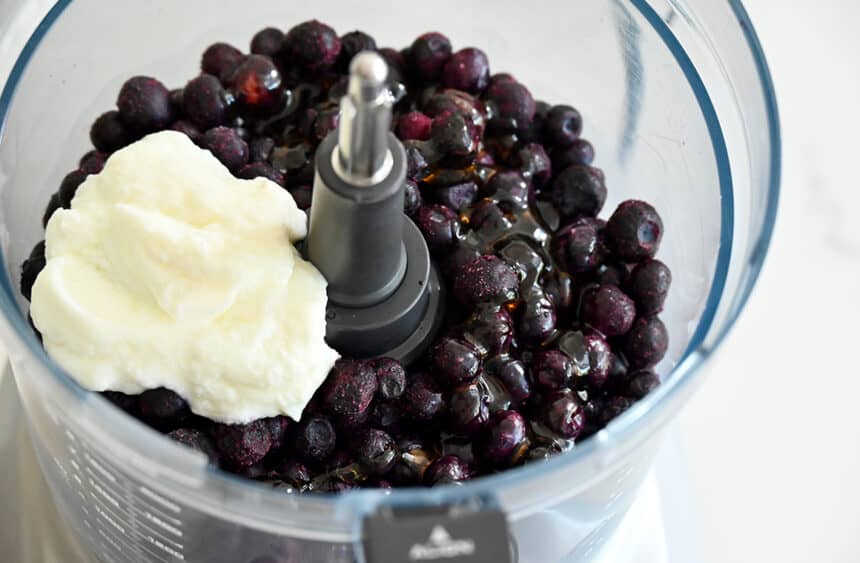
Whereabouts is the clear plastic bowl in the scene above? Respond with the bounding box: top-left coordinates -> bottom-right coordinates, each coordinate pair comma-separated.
0,1 -> 779,561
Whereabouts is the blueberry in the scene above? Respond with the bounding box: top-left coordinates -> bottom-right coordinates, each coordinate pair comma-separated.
169,88 -> 185,115
368,400 -> 402,430
78,150 -> 107,175
201,43 -> 245,83
138,388 -> 190,428
312,107 -> 340,142
601,396 -> 634,425
229,55 -> 285,116
167,428 -> 218,463
552,165 -> 607,219
516,292 -> 557,344
627,370 -> 660,399
90,110 -> 133,152
485,79 -> 536,128
116,76 -> 173,133
43,194 -> 62,227
605,200 -> 664,261
202,126 -> 249,172
486,171 -> 530,211
58,169 -> 89,207
282,20 -> 342,74
408,32 -> 452,83
404,180 -> 423,216
321,358 -> 377,416
20,240 -> 46,301
237,162 -> 285,186
391,437 -> 432,485
262,415 -> 291,450
459,303 -> 514,357
580,284 -> 636,337
542,389 -> 586,439
442,48 -> 490,93
424,455 -> 471,486
183,74 -> 232,130
250,28 -> 285,59
401,372 -> 444,422
481,410 -> 528,467
415,204 -> 460,253
430,112 -> 476,159
544,105 -> 582,147
553,218 -> 605,273
623,316 -> 669,369
379,47 -> 407,82
627,259 -> 672,316
592,261 -> 629,287
396,111 -> 433,141
532,349 -> 573,390
449,383 -> 490,435
215,420 -> 273,468
491,358 -> 531,406
338,30 -> 377,71
170,120 -> 203,143
293,416 -> 336,463
605,352 -> 630,393
543,270 -> 574,313
452,255 -> 519,306
404,141 -> 430,180
102,390 -> 137,413
552,139 -> 595,170
515,143 -> 552,188
288,185 -> 313,211
249,136 -> 275,163
557,329 -> 611,389
352,429 -> 396,474
276,460 -> 312,487
431,337 -> 481,387
371,357 -> 407,400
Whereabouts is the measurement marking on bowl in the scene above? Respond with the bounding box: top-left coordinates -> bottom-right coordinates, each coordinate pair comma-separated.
134,503 -> 183,528
91,501 -> 126,535
139,485 -> 182,513
96,522 -> 126,552
65,428 -> 77,442
84,452 -> 118,482
145,534 -> 186,560
89,477 -> 122,509
141,510 -> 184,537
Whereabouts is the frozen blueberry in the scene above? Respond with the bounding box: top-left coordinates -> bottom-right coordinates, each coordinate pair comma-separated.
553,218 -> 605,273
58,169 -> 89,207
442,48 -> 490,93
544,105 -> 582,147
249,136 -> 275,163
552,139 -> 595,170
515,143 -> 552,188
338,30 -> 377,70
368,400 -> 402,430
543,270 -> 574,313
396,111 -> 433,141
202,126 -> 249,172
170,120 -> 203,143
580,284 -> 636,337
408,32 -> 452,83
627,259 -> 672,315
623,316 -> 669,369
404,141 -> 430,180
532,349 -> 573,390
238,162 -> 285,186
263,416 -> 291,450
430,111 -> 476,159
276,460 -> 312,487
293,416 -> 336,463
605,200 -> 664,261
486,171 -> 529,211
201,43 -> 245,83
321,358 -> 377,416
592,261 -> 629,287
391,437 -> 432,485
90,110 -> 133,153
229,54 -> 285,115
168,428 -> 218,463
116,76 -> 173,133
43,194 -> 62,227
436,181 -> 478,212
183,74 -> 232,130
424,455 -> 471,486
485,79 -> 536,128
490,358 -> 531,406
459,303 -> 514,357
552,165 -> 607,219
102,391 -> 137,413
481,410 -> 528,467
401,372 -> 444,422
378,47 -> 407,82
20,240 -> 46,301
543,389 -> 586,439
627,370 -> 660,399
449,382 -> 490,435
602,396 -> 634,425
251,28 -> 285,58
138,388 -> 190,428
289,185 -> 313,211
415,204 -> 460,252
372,357 -> 407,400
404,180 -> 423,216
355,429 -> 398,475
516,292 -> 557,344
453,255 -> 519,306
431,337 -> 481,387
215,420 -> 273,467
78,150 -> 107,175
282,20 -> 342,74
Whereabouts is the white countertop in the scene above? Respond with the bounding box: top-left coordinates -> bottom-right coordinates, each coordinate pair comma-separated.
2,2 -> 859,562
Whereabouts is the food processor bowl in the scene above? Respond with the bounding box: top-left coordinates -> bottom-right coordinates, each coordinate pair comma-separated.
0,1 -> 779,561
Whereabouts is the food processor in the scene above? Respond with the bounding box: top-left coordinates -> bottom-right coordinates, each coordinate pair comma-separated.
0,0 -> 780,562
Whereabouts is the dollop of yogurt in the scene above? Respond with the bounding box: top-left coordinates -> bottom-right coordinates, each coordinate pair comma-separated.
30,131 -> 339,423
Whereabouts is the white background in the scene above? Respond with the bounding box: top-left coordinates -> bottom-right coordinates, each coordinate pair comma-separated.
2,1 -> 859,562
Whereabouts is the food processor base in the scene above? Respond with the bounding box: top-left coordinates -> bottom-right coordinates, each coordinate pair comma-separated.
0,363 -> 700,563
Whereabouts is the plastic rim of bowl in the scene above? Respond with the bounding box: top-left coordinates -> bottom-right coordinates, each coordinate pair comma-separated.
0,0 -> 781,537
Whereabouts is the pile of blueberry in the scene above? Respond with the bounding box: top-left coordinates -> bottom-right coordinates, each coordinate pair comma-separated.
20,20 -> 672,492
